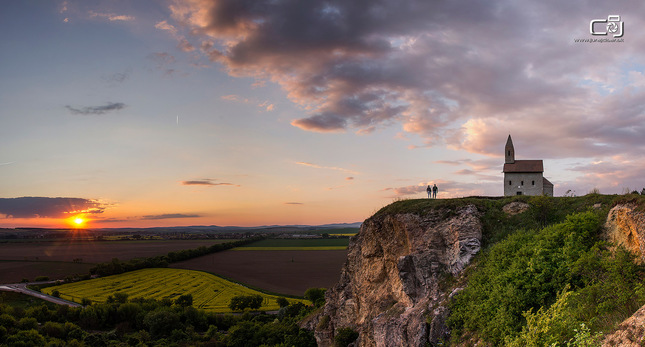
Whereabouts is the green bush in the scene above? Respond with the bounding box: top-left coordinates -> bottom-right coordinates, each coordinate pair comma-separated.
334,327 -> 359,347
228,295 -> 263,311
304,288 -> 327,308
449,210 -> 645,345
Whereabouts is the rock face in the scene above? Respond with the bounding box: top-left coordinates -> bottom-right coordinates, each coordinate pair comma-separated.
502,201 -> 530,215
315,204 -> 482,346
602,203 -> 645,346
604,203 -> 645,262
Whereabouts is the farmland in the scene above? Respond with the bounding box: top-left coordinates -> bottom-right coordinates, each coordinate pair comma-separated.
42,268 -> 306,312
171,249 -> 348,296
233,238 -> 350,250
0,239 -> 237,284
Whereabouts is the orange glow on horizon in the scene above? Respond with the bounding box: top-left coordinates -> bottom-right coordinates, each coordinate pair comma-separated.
67,215 -> 88,228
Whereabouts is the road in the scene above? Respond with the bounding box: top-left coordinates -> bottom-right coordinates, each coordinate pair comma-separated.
0,281 -> 82,307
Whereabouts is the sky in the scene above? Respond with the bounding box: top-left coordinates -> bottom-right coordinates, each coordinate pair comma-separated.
1,0 -> 645,228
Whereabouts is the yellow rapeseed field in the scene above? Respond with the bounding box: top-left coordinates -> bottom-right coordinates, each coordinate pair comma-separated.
43,268 -> 306,312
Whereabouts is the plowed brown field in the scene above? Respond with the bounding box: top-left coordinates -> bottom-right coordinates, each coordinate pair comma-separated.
171,250 -> 348,296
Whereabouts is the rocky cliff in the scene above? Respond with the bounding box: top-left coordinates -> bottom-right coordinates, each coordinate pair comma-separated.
602,203 -> 645,346
314,204 -> 482,346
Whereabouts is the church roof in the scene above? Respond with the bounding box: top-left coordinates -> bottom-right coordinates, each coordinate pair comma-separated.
543,177 -> 553,187
503,160 -> 543,173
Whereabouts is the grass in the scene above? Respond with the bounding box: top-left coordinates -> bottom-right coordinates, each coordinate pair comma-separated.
373,195 -> 620,249
234,238 -> 350,251
42,268 -> 308,312
0,291 -> 58,310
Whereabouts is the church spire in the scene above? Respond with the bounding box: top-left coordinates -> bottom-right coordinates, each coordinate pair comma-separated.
505,135 -> 515,164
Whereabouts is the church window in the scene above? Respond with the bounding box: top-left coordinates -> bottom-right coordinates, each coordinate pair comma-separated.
532,180 -> 535,185
521,180 -> 524,186
509,180 -> 512,185
516,192 -> 523,195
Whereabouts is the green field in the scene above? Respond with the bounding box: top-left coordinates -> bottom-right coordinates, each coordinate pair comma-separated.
42,268 -> 307,312
233,238 -> 350,250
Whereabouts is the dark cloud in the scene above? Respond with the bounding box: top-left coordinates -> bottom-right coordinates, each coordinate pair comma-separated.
65,102 -> 126,115
168,0 -> 645,159
141,213 -> 201,220
103,69 -> 131,83
284,202 -> 303,205
180,179 -> 239,187
0,197 -> 105,218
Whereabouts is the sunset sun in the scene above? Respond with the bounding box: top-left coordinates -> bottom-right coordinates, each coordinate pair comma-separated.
73,217 -> 85,227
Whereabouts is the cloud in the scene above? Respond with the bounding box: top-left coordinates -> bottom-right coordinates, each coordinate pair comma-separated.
103,69 -> 131,84
141,213 -> 201,220
0,197 -> 105,219
382,180 -> 490,198
180,179 -> 239,187
65,102 -> 126,115
222,95 -> 275,112
88,10 -> 135,21
163,0 -> 645,161
155,20 -> 178,35
295,161 -> 359,175
346,177 -> 354,180
284,202 -> 303,205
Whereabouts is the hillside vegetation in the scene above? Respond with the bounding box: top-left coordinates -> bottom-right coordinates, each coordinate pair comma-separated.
434,194 -> 645,345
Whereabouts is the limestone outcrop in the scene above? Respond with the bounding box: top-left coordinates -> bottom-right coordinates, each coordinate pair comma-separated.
604,203 -> 645,261
602,203 -> 645,346
502,201 -> 530,215
314,204 -> 482,346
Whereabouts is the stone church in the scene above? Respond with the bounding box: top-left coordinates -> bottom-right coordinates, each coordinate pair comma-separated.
503,135 -> 553,196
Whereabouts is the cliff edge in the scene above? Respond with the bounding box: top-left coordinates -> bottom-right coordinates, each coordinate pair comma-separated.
314,204 -> 482,346
602,203 -> 645,346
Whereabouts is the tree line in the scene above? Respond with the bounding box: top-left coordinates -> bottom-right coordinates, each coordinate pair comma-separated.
88,237 -> 264,278
0,291 -> 316,346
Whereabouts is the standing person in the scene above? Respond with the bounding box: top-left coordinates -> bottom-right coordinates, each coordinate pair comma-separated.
427,185 -> 432,198
432,184 -> 438,199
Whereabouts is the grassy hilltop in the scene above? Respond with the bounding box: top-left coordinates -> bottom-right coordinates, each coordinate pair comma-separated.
379,193 -> 645,346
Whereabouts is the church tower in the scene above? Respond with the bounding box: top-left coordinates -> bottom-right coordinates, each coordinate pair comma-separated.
505,135 -> 515,164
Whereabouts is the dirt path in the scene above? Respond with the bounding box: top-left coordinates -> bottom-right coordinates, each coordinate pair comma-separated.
0,281 -> 82,307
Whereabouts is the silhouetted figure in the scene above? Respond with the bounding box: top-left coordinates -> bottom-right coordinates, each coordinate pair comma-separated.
427,185 -> 431,198
432,184 -> 438,199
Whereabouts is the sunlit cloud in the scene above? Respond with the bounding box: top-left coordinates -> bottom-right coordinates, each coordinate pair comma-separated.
141,213 -> 201,220
65,102 -> 126,115
180,179 -> 240,187
382,180 -> 486,199
162,0 -> 645,162
88,10 -> 135,22
0,197 -> 105,219
222,95 -> 275,112
295,161 -> 359,175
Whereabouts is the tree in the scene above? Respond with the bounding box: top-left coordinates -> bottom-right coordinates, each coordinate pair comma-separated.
113,292 -> 129,304
229,295 -> 264,311
143,310 -> 181,337
304,288 -> 327,308
5,329 -> 46,347
175,294 -> 193,307
276,297 -> 290,308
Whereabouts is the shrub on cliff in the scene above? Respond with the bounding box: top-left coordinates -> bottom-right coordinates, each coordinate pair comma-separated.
448,211 -> 645,344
